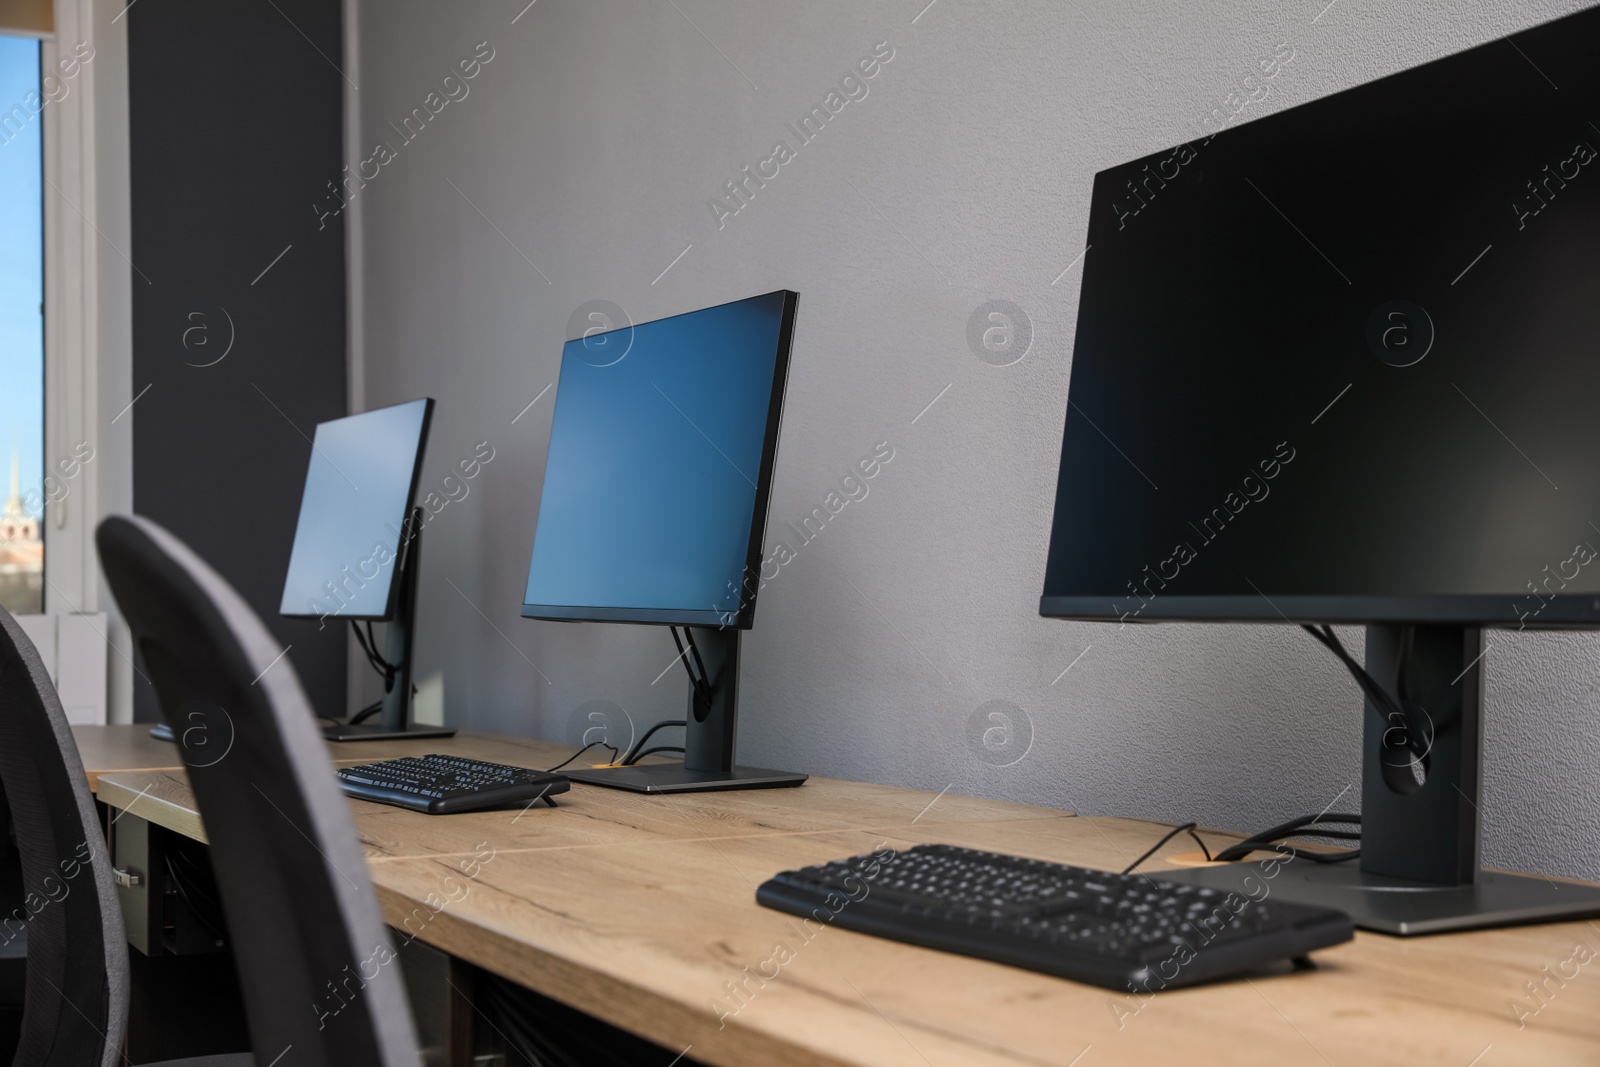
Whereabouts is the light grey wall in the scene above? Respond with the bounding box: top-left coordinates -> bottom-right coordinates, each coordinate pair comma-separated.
350,0 -> 1600,880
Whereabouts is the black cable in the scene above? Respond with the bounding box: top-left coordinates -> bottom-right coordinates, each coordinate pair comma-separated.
344,684 -> 417,727
347,700 -> 383,726
1241,829 -> 1361,843
624,746 -> 685,765
680,627 -> 711,694
350,619 -> 379,670
1125,812 -> 1365,875
1121,822 -> 1213,875
351,621 -> 396,689
669,626 -> 696,687
1238,844 -> 1360,865
669,627 -> 711,709
1212,812 -> 1362,865
1303,624 -> 1429,762
545,740 -> 619,773
620,720 -> 687,766
365,620 -> 394,671
1303,625 -> 1391,717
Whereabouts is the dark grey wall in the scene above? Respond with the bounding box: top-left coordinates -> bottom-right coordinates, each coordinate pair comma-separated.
128,0 -> 347,720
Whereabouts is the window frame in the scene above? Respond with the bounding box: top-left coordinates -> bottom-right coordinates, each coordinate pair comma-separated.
28,0 -> 133,722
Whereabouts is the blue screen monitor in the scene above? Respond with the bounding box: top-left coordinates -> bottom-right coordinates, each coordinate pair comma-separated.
522,291 -> 797,629
280,398 -> 433,622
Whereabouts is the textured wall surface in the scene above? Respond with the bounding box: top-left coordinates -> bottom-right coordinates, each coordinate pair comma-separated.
351,0 -> 1600,880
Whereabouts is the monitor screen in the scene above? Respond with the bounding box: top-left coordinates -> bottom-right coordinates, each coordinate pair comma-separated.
280,398 -> 433,621
1041,9 -> 1600,627
522,291 -> 797,627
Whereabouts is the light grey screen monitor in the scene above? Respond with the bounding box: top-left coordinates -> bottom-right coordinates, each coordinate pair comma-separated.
279,398 -> 433,621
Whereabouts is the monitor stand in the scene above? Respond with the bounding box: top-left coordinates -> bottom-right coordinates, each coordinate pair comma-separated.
324,507 -> 454,743
563,628 -> 807,793
1160,624 -> 1600,934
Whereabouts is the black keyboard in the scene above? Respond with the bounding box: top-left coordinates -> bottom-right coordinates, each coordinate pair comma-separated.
757,843 -> 1353,990
336,754 -> 570,815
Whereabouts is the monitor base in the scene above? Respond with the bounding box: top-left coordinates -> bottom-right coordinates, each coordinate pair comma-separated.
1156,861 -> 1600,935
149,723 -> 174,743
322,722 -> 458,743
564,762 -> 807,794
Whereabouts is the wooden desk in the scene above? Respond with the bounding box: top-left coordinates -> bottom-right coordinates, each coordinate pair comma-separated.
82,729 -> 1600,1066
73,724 -> 185,792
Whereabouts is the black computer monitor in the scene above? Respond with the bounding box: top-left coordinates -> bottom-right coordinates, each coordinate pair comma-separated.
522,290 -> 804,792
280,397 -> 454,742
1041,8 -> 1600,933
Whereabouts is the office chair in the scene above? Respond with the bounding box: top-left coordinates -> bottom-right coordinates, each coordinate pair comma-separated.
0,601 -> 262,1066
95,514 -> 422,1067
0,783 -> 29,1058
0,603 -> 130,1066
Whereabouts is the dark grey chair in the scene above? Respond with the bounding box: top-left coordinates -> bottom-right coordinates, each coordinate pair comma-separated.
1,601 -> 258,1066
94,514 -> 421,1067
0,604 -> 128,1066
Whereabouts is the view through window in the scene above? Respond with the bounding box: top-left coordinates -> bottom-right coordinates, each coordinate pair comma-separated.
0,35 -> 45,614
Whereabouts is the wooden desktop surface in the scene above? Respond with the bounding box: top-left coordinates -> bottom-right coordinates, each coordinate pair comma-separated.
81,727 -> 1600,1067
73,724 -> 190,791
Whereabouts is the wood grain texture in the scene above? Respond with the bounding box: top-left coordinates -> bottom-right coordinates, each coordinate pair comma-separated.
369,822 -> 1600,1067
86,728 -> 1600,1067
97,770 -> 208,843
72,724 -> 184,792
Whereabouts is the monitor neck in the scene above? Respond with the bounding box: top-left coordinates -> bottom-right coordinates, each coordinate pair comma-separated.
1360,623 -> 1483,884
560,624 -> 803,791
379,507 -> 424,733
681,626 -> 740,773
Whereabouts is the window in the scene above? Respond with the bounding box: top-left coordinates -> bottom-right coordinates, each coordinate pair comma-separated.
0,34 -> 44,615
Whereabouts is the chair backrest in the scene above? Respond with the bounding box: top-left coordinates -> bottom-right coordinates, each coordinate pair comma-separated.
96,515 -> 419,1067
0,605 -> 126,1067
